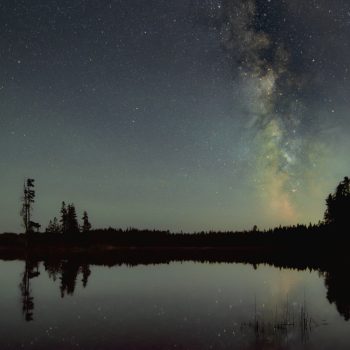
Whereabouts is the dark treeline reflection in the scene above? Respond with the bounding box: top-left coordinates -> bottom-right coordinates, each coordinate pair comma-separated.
20,257 -> 91,320
20,260 -> 40,321
325,268 -> 350,321
44,259 -> 91,297
17,254 -> 350,323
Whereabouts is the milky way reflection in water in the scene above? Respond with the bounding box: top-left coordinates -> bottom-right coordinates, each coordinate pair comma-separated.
0,259 -> 350,350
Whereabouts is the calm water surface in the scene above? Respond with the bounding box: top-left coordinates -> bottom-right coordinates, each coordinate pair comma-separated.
0,260 -> 349,349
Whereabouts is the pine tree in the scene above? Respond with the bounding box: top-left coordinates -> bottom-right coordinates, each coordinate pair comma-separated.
20,178 -> 37,234
60,202 -> 68,234
324,177 -> 350,226
81,211 -> 92,233
66,204 -> 79,234
46,217 -> 60,234
46,220 -> 53,233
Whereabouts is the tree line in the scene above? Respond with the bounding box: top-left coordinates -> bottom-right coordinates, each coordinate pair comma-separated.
20,179 -> 91,235
324,176 -> 350,227
45,202 -> 91,234
19,175 -> 350,235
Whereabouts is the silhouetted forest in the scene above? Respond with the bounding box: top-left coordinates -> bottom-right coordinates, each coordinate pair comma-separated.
7,176 -> 349,245
0,222 -> 349,252
0,177 -> 340,246
0,176 -> 349,266
2,177 -> 350,322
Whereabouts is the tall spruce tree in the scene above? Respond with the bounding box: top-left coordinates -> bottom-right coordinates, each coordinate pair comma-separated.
20,179 -> 36,234
324,176 -> 350,226
60,202 -> 68,234
66,204 -> 79,234
81,211 -> 92,233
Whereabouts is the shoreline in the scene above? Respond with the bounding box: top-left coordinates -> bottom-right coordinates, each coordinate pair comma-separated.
0,243 -> 347,273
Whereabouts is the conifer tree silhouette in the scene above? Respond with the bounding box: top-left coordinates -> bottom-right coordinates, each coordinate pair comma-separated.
81,211 -> 92,233
324,176 -> 350,226
20,179 -> 40,233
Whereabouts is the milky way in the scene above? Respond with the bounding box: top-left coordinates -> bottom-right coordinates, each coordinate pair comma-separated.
218,0 -> 310,220
216,0 -> 350,223
1,0 -> 350,232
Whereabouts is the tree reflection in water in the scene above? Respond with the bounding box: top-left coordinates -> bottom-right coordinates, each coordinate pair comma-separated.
20,259 -> 40,321
44,259 -> 91,297
18,257 -> 350,325
324,267 -> 350,321
20,259 -> 91,321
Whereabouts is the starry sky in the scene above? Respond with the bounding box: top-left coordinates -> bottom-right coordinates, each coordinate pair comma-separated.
1,0 -> 350,233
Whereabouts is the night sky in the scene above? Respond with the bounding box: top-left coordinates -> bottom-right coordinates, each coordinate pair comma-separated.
1,0 -> 350,233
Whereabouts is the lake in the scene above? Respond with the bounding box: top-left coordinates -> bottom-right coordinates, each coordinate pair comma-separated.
0,259 -> 349,349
